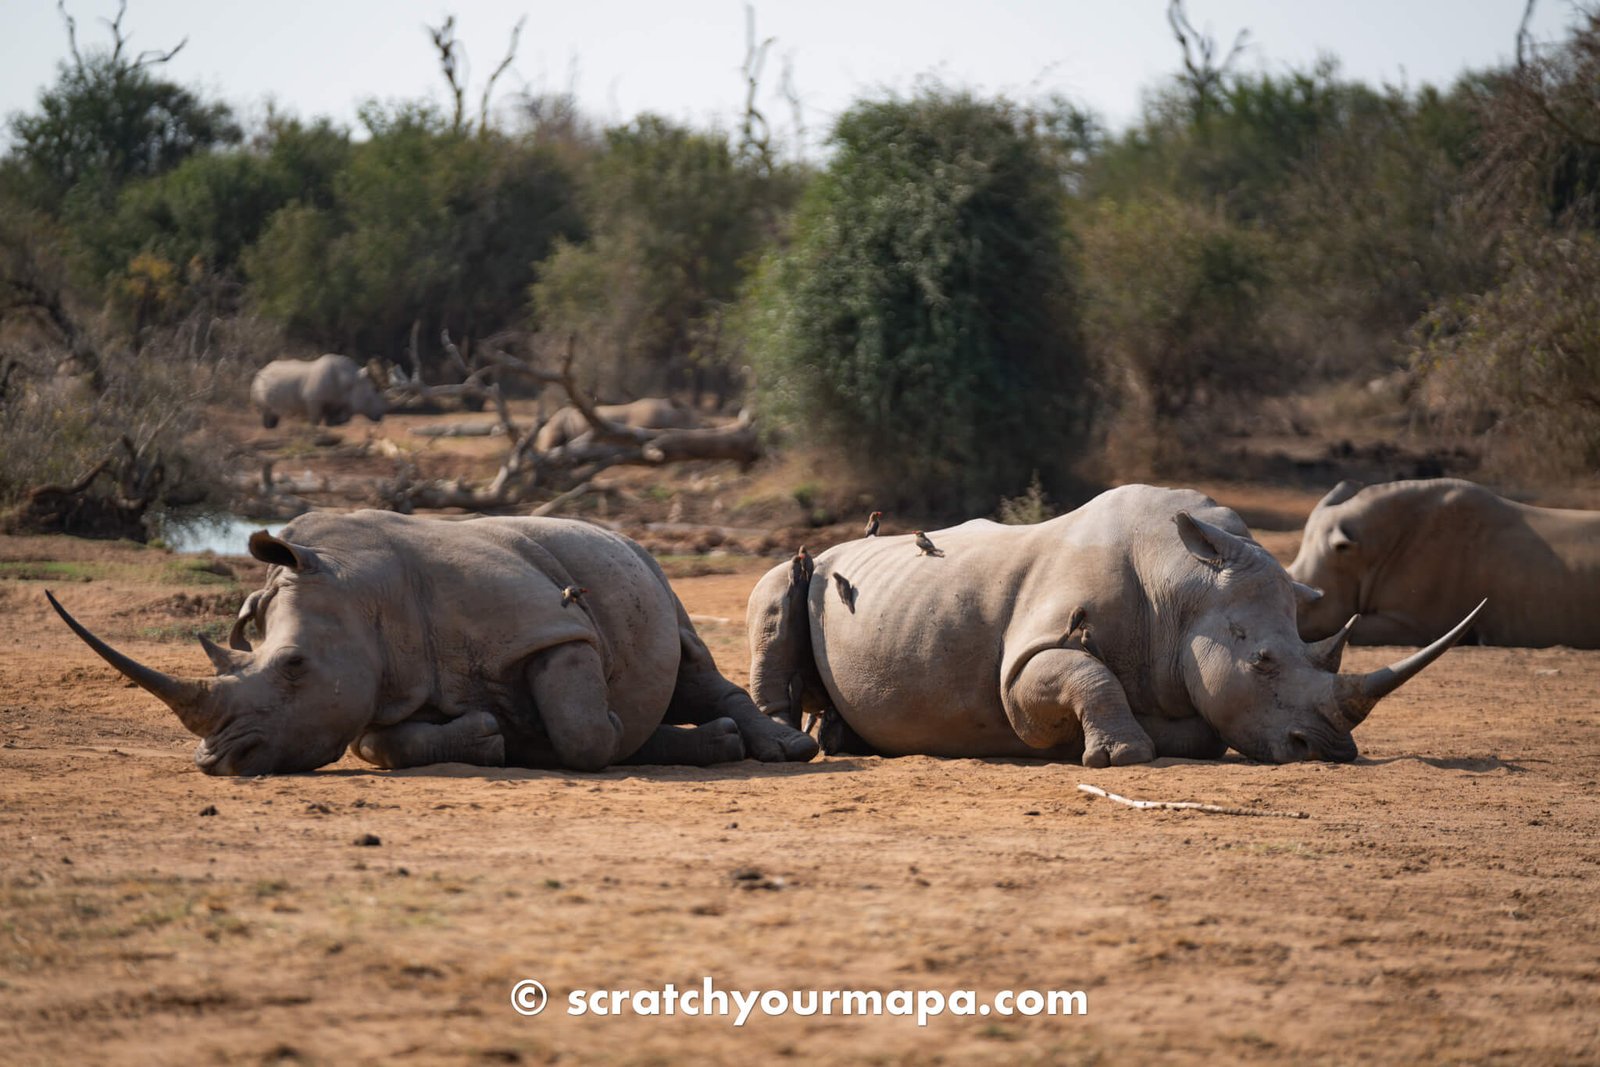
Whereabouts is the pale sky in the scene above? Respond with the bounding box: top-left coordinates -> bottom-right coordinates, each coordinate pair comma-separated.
0,1 -> 1583,154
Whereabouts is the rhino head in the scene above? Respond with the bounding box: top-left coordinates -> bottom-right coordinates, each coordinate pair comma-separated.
48,531 -> 380,775
1172,511 -> 1482,763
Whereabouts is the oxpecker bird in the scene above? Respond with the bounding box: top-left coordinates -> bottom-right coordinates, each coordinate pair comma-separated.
790,545 -> 814,587
914,531 -> 943,557
864,511 -> 882,538
561,586 -> 588,608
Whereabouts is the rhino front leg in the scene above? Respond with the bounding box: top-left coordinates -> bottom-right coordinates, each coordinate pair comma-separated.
525,642 -> 626,771
1003,648 -> 1155,767
354,710 -> 506,769
619,719 -> 746,766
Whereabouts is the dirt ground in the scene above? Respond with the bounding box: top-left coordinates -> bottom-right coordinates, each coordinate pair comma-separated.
4,481 -> 1600,1064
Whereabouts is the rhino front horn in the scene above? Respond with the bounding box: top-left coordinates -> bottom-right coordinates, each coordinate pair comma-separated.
1333,599 -> 1487,729
46,590 -> 220,737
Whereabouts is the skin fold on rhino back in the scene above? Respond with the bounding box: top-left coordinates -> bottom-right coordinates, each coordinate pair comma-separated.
1290,478 -> 1600,648
801,486 -> 1244,758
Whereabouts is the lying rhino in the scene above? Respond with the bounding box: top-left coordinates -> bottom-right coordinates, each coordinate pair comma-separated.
50,511 -> 817,775
748,485 -> 1482,765
251,354 -> 387,428
535,397 -> 699,452
1290,478 -> 1600,647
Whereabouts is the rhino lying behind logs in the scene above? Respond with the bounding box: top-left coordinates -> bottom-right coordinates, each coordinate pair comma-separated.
251,353 -> 387,428
748,485 -> 1483,765
50,511 -> 818,775
534,397 -> 700,452
1290,478 -> 1600,648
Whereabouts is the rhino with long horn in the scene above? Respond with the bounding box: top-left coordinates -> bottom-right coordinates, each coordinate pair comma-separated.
51,510 -> 819,776
747,484 -> 1484,765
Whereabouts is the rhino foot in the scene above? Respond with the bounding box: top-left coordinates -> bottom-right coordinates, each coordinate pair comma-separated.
740,715 -> 821,763
623,717 -> 747,766
1082,735 -> 1156,768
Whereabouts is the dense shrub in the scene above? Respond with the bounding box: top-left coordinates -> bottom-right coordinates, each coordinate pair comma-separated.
744,90 -> 1087,514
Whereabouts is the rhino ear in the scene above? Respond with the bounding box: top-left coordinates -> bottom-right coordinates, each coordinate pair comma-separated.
1174,512 -> 1257,570
248,531 -> 319,573
1316,480 -> 1363,512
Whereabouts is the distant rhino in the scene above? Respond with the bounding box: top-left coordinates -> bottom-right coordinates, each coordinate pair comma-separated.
748,485 -> 1482,765
535,397 -> 699,451
251,354 -> 386,428
1291,478 -> 1600,647
50,511 -> 818,776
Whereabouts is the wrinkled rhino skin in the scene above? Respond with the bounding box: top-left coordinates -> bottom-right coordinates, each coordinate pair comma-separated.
748,485 -> 1482,767
251,354 -> 386,428
50,511 -> 817,775
1290,478 -> 1600,648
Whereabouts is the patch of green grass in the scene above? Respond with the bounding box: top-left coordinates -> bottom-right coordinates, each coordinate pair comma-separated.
644,485 -> 676,503
0,560 -> 108,582
139,619 -> 231,643
164,559 -> 236,586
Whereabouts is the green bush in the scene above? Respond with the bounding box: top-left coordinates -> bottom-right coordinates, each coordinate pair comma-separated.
744,90 -> 1087,514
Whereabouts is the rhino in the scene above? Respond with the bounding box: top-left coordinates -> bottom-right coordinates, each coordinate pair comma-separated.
747,485 -> 1483,765
251,354 -> 387,428
49,511 -> 818,776
535,397 -> 700,452
1290,478 -> 1600,647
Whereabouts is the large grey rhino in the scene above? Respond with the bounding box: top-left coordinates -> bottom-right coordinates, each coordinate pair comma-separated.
251,354 -> 387,428
535,397 -> 700,452
1290,478 -> 1600,647
49,511 -> 817,775
747,485 -> 1483,765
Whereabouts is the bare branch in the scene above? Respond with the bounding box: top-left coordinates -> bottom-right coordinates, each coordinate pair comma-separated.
131,37 -> 188,70
101,0 -> 128,65
1514,0 -> 1600,149
426,16 -> 467,134
57,0 -> 82,70
479,15 -> 525,135
739,4 -> 776,171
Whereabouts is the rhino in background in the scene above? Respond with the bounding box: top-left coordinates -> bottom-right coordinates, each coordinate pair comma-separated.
748,485 -> 1483,766
251,354 -> 387,428
50,511 -> 818,775
1290,478 -> 1600,647
535,397 -> 700,451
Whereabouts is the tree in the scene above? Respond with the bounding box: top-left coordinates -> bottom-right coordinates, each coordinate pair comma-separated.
7,2 -> 238,214
744,90 -> 1087,513
531,115 -> 793,401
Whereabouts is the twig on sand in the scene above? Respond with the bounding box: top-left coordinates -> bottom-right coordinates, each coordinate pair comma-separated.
1077,783 -> 1309,819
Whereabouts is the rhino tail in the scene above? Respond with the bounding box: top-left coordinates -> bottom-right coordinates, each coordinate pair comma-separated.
744,559 -> 822,730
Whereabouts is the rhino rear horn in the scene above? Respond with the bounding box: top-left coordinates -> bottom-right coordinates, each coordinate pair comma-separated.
46,590 -> 220,737
1307,614 -> 1358,673
1332,599 -> 1487,729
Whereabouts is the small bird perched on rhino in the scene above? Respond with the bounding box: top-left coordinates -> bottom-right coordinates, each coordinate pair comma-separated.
790,545 -> 814,587
864,511 -> 882,538
913,531 -> 943,557
48,512 -> 818,775
560,586 -> 588,608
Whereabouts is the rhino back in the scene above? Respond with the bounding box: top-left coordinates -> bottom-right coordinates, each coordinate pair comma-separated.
1354,480 -> 1600,646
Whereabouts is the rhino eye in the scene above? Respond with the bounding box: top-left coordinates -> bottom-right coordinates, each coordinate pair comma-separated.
280,652 -> 307,676
1228,622 -> 1247,641
1247,650 -> 1276,675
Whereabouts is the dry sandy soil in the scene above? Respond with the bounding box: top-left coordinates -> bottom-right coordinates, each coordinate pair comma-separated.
3,486 -> 1600,1064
